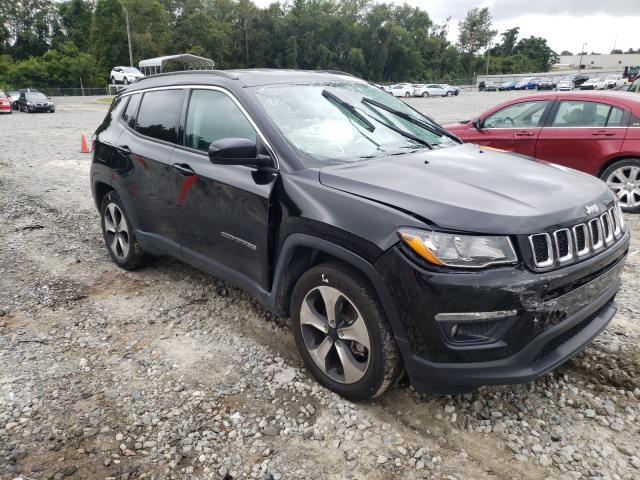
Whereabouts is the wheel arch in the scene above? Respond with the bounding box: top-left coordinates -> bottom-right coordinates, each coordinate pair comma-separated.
597,155 -> 640,179
92,180 -> 114,211
269,234 -> 408,344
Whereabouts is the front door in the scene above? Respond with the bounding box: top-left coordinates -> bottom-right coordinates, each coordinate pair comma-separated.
171,88 -> 277,290
472,99 -> 552,154
535,100 -> 627,175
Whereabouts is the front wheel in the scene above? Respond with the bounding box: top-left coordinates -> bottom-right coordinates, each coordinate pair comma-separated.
404,92 -> 410,98
100,191 -> 145,269
446,91 -> 453,97
600,159 -> 640,213
290,263 -> 402,401
110,76 -> 115,85
123,77 -> 129,85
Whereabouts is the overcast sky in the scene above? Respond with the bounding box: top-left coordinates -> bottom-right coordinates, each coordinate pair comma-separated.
252,0 -> 640,54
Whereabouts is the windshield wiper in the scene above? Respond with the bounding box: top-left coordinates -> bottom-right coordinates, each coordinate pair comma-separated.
366,114 -> 433,149
322,89 -> 376,132
361,97 -> 459,142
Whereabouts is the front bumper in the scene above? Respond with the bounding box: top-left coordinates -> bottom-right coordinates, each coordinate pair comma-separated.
374,232 -> 629,392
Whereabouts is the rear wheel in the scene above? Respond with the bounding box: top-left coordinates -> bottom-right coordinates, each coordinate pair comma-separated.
601,159 -> 640,213
123,77 -> 129,85
422,92 -> 429,98
404,92 -> 410,98
100,191 -> 145,269
290,263 -> 402,401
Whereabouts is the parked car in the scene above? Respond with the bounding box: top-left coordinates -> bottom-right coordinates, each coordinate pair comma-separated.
478,81 -> 486,91
580,78 -> 606,90
413,84 -> 455,97
16,91 -> 55,113
7,90 -> 20,110
0,90 -> 11,114
627,78 -> 640,93
605,75 -> 625,89
485,81 -> 498,92
441,84 -> 460,95
556,74 -> 590,91
110,66 -> 144,85
390,84 -> 413,97
91,69 -> 628,400
444,91 -> 640,212
536,78 -> 555,90
514,77 -> 536,90
499,80 -> 517,91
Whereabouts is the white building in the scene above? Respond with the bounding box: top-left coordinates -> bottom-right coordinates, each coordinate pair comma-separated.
557,53 -> 640,71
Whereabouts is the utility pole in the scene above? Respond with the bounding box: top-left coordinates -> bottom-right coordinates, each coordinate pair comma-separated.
578,42 -> 587,71
125,7 -> 133,68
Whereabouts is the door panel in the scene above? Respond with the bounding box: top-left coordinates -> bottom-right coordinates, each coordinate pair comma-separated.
112,129 -> 181,248
535,100 -> 626,175
172,149 -> 276,289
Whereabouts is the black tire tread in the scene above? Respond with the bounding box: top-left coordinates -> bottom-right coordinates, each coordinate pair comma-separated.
291,262 -> 402,401
100,190 -> 146,270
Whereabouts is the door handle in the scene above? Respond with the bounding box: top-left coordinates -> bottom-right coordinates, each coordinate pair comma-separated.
116,144 -> 131,155
173,163 -> 195,176
515,131 -> 535,137
592,130 -> 615,136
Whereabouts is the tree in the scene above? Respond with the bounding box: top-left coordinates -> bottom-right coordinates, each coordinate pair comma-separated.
492,27 -> 519,56
91,0 -> 128,73
57,0 -> 93,51
457,7 -> 497,55
611,49 -> 623,54
513,36 -> 559,72
560,50 -> 573,55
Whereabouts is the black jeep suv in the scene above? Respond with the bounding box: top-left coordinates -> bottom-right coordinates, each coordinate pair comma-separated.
91,70 -> 629,401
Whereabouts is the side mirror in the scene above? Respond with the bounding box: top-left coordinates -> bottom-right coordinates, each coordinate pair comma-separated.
208,138 -> 272,168
472,119 -> 482,129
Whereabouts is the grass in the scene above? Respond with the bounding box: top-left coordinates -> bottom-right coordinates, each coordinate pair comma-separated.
95,97 -> 114,104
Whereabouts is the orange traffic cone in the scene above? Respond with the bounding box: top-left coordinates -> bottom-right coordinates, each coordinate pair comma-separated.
80,134 -> 90,153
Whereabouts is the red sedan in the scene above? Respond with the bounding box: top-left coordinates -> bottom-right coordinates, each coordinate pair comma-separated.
0,90 -> 11,114
444,91 -> 640,212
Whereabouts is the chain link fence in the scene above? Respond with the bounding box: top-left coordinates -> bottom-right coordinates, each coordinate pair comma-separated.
38,87 -> 111,97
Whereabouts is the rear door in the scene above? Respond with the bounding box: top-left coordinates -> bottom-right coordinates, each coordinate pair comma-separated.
111,88 -> 185,251
468,99 -> 552,154
535,99 -> 628,175
171,87 -> 278,290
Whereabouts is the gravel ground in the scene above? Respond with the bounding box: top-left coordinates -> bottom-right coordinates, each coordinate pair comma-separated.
1,92 -> 640,480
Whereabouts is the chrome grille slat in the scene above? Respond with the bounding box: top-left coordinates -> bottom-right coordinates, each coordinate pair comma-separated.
529,206 -> 625,268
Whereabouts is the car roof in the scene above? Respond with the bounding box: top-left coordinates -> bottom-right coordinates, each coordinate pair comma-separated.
125,69 -> 361,92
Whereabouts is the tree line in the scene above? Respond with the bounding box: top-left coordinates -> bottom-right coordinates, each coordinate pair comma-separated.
0,0 -> 561,89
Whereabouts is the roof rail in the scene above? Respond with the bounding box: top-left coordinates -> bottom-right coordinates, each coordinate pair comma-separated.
134,70 -> 226,84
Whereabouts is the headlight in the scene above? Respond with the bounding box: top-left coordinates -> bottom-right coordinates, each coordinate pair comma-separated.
26,102 -> 33,106
398,228 -> 518,268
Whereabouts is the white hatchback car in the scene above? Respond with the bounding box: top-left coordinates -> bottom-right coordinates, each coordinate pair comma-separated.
413,84 -> 453,97
110,67 -> 144,85
605,75 -> 625,89
390,84 -> 413,97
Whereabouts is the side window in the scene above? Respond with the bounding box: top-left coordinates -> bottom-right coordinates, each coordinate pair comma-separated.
122,94 -> 141,127
607,107 -> 625,127
551,101 -> 612,127
184,89 -> 256,152
134,89 -> 185,143
483,101 -> 549,128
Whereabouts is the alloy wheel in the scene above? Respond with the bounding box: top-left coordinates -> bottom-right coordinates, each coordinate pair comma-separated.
299,286 -> 370,384
606,166 -> 640,208
103,202 -> 130,260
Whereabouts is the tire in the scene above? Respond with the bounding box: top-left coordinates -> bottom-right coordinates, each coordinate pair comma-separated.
599,158 -> 640,213
446,91 -> 453,97
422,92 -> 429,98
404,92 -> 410,97
123,77 -> 129,85
110,76 -> 115,85
290,262 -> 402,401
100,190 -> 145,269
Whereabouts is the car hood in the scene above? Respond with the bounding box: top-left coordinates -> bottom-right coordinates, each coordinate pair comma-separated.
442,122 -> 468,132
318,143 -> 614,234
